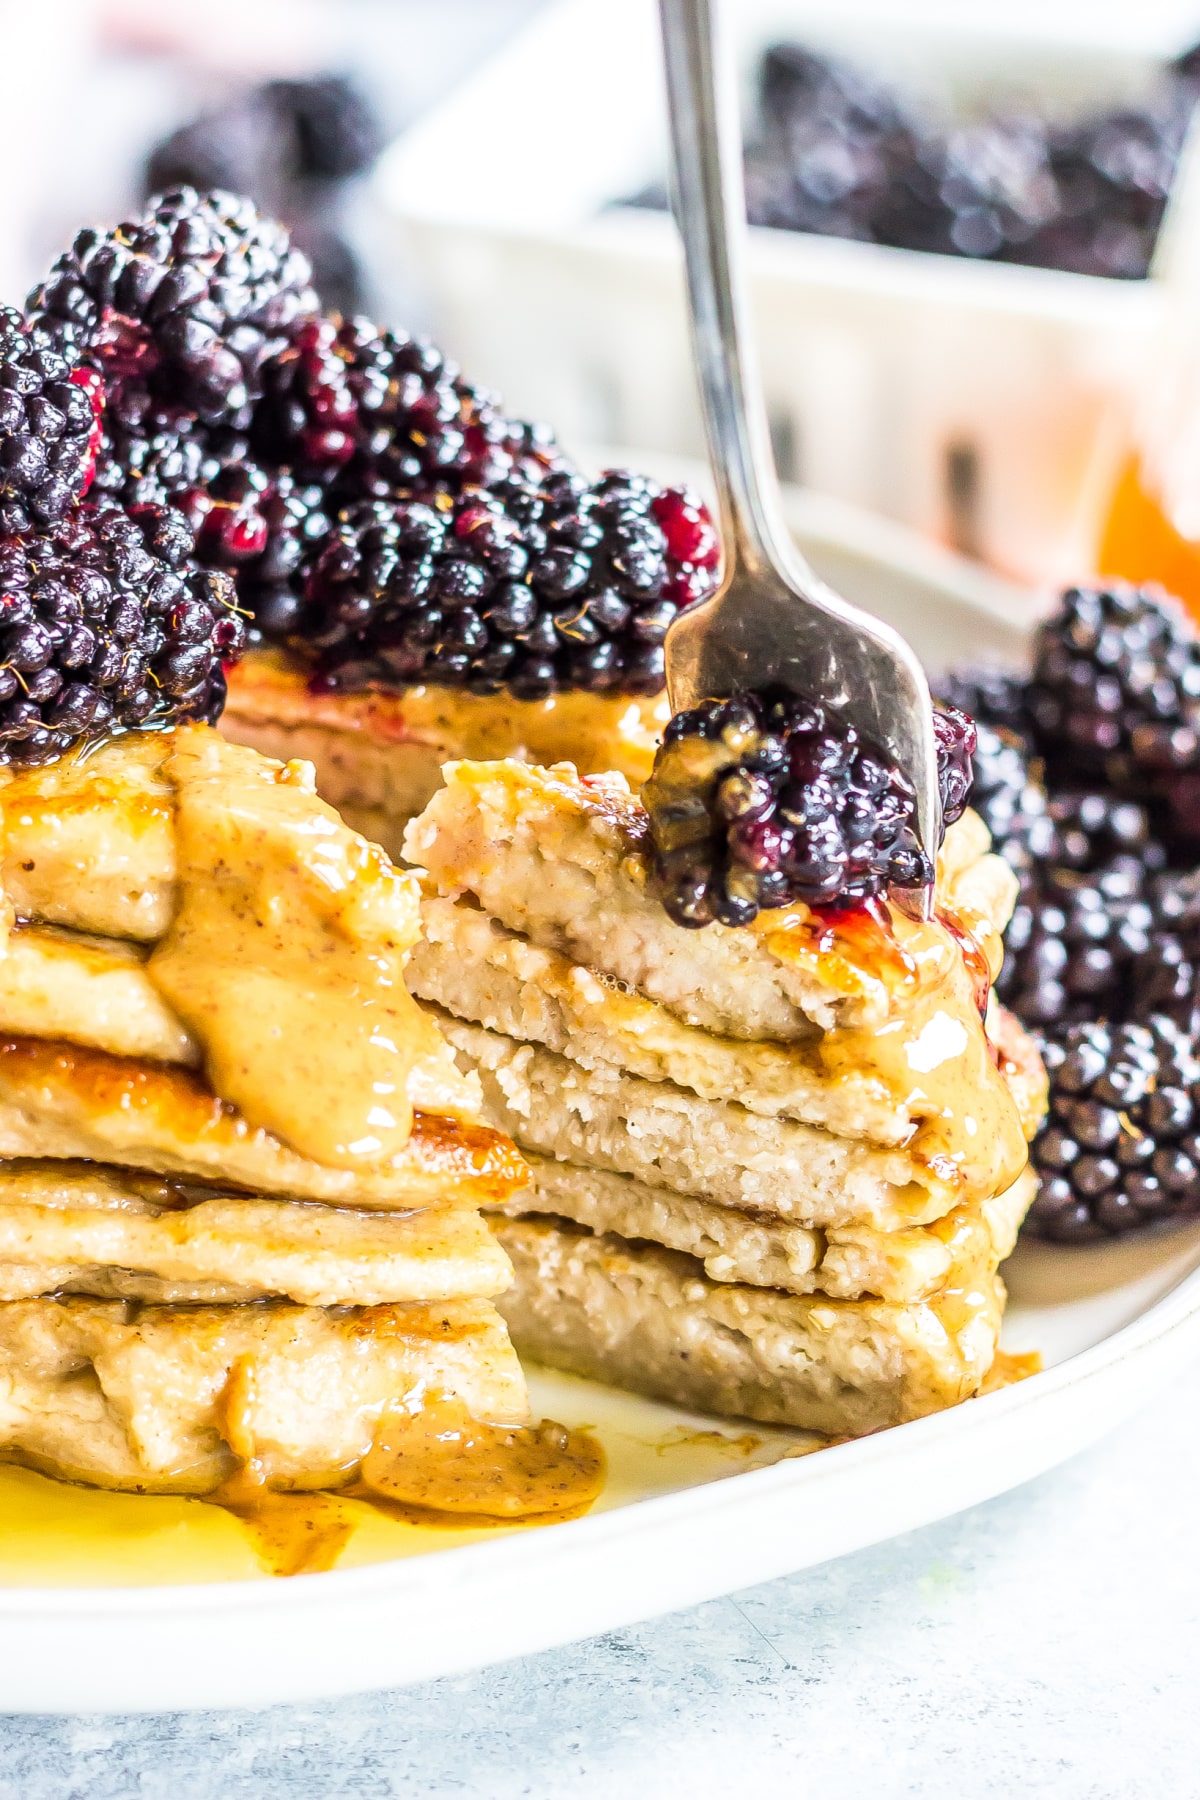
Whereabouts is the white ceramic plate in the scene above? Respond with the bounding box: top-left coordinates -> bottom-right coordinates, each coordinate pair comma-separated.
2,479 -> 1196,1714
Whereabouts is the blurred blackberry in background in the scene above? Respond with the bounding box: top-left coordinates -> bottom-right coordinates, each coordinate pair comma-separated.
950,718 -> 1053,896
144,78 -> 383,315
28,188 -> 318,431
1026,1021 -> 1200,1239
297,471 -> 719,702
633,39 -> 1200,280
1027,580 -> 1200,844
996,863 -> 1153,1024
267,78 -> 383,183
0,504 -> 243,763
1127,870 -> 1200,1033
938,667 -> 1032,741
871,116 -> 1059,261
0,307 -> 102,530
747,44 -> 919,241
1044,790 -> 1166,876
644,688 -> 971,928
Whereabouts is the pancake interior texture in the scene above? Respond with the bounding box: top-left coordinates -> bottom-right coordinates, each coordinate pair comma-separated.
406,758 -> 1047,1437
0,726 -> 606,1520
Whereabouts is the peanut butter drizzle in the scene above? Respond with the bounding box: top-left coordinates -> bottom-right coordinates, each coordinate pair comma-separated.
206,1469 -> 358,1578
147,726 -> 446,1169
207,1367 -> 604,1574
357,1392 -> 606,1521
755,898 -> 1029,1202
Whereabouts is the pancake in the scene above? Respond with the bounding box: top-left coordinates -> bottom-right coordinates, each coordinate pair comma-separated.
495,1156 -> 1035,1302
0,1295 -> 526,1493
0,1161 -> 511,1306
404,759 -> 1017,1042
438,1009 -> 955,1230
0,1037 -> 527,1209
493,1215 -> 1006,1438
0,733 -> 177,941
410,894 -> 1034,1208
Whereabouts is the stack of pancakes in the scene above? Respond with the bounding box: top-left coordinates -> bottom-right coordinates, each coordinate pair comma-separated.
0,727 -> 531,1495
404,761 -> 1047,1439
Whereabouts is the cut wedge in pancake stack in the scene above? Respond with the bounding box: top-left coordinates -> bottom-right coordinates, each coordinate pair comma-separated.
223,647 -> 672,865
404,760 -> 1048,1439
0,726 -> 602,1516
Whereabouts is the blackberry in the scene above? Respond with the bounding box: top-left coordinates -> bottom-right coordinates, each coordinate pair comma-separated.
996,864 -> 1153,1024
1128,870 -> 1200,1033
90,379 -> 246,513
938,667 -> 1032,741
28,187 -> 318,430
1026,1021 -> 1200,1240
746,44 -> 919,243
1027,581 -> 1200,841
265,76 -> 382,182
296,470 -> 720,700
252,314 -> 359,473
206,469 -> 332,638
644,687 -> 970,928
255,315 -> 568,496
0,503 -> 243,763
871,116 -> 1059,262
737,41 -> 1200,278
961,719 -> 1055,893
1044,789 -> 1166,877
0,307 -> 103,530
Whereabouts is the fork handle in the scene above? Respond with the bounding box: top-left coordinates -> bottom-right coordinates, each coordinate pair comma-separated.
658,0 -> 803,587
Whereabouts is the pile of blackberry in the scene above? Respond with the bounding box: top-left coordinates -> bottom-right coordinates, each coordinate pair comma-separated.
643,688 -> 973,928
949,579 -> 1200,1240
301,472 -> 720,700
19,185 -> 722,708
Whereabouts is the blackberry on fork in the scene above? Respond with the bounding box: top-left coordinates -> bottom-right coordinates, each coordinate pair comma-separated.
644,687 -> 973,927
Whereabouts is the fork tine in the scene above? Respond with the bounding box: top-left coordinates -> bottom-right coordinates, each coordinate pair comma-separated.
658,0 -> 942,863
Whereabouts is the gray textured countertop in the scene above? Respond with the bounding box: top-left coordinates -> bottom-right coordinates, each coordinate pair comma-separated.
1,1355 -> 1197,1800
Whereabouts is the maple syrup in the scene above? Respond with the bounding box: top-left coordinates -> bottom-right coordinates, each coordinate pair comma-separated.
1098,454 -> 1200,619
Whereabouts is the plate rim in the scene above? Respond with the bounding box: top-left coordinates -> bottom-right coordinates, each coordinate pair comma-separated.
3,1237 -> 1198,1623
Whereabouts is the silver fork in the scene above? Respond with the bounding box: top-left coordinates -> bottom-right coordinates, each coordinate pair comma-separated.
657,0 -> 942,869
